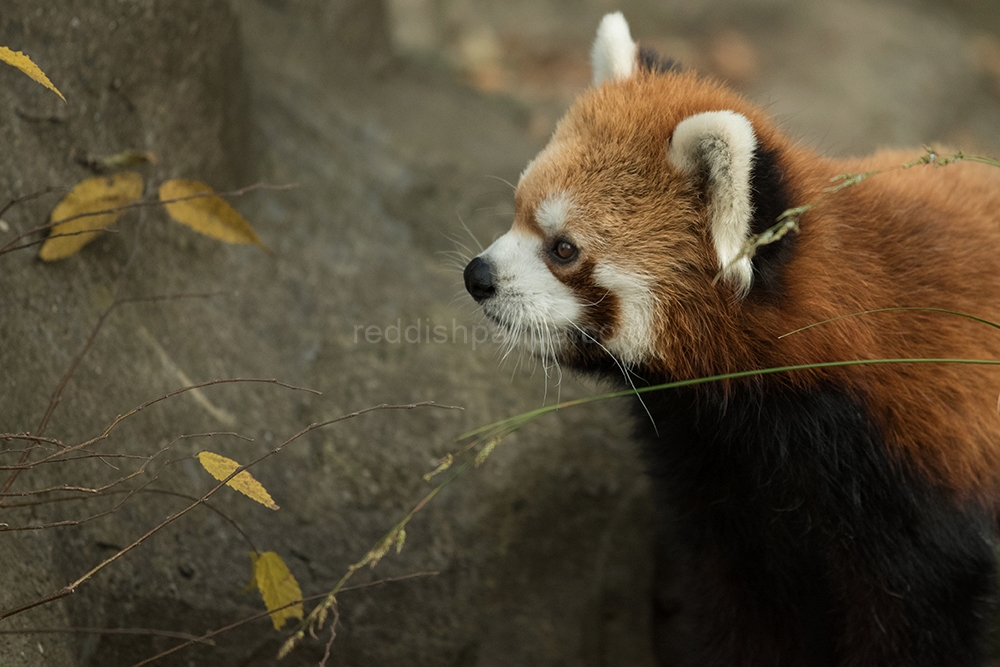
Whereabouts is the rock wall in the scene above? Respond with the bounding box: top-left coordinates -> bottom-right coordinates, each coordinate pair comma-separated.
0,1 -> 651,665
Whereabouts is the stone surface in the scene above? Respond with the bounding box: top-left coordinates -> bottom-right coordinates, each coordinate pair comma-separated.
0,1 -> 649,665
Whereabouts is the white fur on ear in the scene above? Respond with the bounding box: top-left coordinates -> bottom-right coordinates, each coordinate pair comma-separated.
591,12 -> 637,85
668,111 -> 757,296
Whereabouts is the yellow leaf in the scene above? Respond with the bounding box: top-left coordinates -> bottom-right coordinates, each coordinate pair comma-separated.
159,179 -> 269,251
39,172 -> 144,261
196,451 -> 279,510
0,46 -> 64,101
249,551 -> 304,630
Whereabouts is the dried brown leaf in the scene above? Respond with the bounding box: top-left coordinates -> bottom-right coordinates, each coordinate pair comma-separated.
196,451 -> 279,510
0,46 -> 64,101
73,148 -> 157,173
159,179 -> 268,251
39,172 -> 144,261
249,551 -> 304,630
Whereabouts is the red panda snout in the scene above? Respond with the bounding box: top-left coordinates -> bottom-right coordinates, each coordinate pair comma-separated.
463,227 -> 586,360
465,185 -> 662,369
463,256 -> 495,303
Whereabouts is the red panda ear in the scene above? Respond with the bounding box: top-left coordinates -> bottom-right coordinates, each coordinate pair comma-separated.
667,111 -> 757,296
591,13 -> 637,85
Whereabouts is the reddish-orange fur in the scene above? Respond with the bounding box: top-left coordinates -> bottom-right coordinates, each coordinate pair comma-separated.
516,69 -> 1000,500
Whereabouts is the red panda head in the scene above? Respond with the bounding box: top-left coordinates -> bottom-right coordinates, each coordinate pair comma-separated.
464,13 -> 799,379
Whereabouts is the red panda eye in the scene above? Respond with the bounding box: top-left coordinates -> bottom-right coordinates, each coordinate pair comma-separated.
553,239 -> 578,262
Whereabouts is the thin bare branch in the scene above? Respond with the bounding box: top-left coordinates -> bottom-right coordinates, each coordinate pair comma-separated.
0,444 -> 62,458
0,448 -> 176,532
0,451 -> 151,470
0,402 -> 456,622
1,432 -> 252,500
0,181 -> 297,256
1,377 -> 318,504
0,627 -> 215,644
318,603 -> 340,667
1,378 -> 290,502
0,227 -> 122,255
0,186 -> 64,223
139,488 -> 261,553
129,571 -> 439,667
0,433 -> 67,448
1,432 -> 261,556
33,291 -> 229,439
0,292 -> 162,500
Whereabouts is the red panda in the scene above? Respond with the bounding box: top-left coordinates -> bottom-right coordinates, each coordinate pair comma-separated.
464,12 -> 1000,667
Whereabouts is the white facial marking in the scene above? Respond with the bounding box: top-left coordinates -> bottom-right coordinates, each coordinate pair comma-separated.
668,110 -> 757,296
477,229 -> 583,356
593,263 -> 656,365
591,12 -> 637,86
535,193 -> 572,236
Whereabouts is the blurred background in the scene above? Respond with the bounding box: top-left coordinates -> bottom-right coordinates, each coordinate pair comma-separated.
381,0 -> 1000,155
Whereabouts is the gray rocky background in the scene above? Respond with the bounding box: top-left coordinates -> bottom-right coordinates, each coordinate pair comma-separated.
0,0 -> 997,665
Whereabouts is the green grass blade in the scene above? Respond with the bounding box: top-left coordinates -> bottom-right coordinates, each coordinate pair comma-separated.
463,356 -> 1000,443
778,307 -> 1000,339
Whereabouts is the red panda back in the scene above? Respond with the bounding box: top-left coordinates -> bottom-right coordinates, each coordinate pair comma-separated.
769,154 -> 1000,500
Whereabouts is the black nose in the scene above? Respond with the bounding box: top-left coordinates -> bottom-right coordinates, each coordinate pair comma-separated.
464,256 -> 496,302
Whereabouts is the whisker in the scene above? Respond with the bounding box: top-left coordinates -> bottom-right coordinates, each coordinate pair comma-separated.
471,205 -> 516,217
455,212 -> 485,253
551,306 -> 659,435
484,174 -> 517,192
578,288 -> 613,308
439,246 -> 473,261
473,298 -> 579,409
